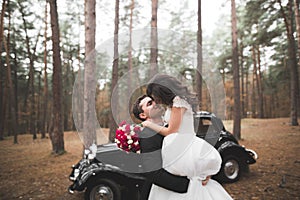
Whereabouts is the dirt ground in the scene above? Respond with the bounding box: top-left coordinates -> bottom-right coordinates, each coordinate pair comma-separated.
0,118 -> 299,200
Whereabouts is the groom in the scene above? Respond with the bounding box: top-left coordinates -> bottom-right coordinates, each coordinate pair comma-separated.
132,95 -> 209,199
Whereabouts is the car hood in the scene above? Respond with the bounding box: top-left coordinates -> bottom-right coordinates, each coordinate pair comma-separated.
95,143 -> 143,173
96,143 -> 119,153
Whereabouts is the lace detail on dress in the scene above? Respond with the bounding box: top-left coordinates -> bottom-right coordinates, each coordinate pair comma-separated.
172,96 -> 191,110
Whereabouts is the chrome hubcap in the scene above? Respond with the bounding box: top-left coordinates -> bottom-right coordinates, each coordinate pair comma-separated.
91,185 -> 113,200
224,159 -> 239,179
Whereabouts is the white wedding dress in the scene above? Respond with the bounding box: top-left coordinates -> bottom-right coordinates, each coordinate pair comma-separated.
148,96 -> 233,200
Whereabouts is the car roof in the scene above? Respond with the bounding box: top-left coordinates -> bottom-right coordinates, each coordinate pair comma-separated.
194,111 -> 216,118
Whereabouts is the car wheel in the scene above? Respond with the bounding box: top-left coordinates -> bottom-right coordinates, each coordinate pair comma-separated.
85,179 -> 121,200
218,155 -> 241,183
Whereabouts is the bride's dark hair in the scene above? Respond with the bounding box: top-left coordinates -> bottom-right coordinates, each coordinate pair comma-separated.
146,74 -> 197,108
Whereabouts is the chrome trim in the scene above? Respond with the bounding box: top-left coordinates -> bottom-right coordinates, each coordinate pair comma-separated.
246,148 -> 258,160
69,188 -> 74,194
90,185 -> 114,200
224,159 -> 239,180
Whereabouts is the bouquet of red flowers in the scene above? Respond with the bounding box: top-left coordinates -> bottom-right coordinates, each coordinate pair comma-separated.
115,121 -> 142,153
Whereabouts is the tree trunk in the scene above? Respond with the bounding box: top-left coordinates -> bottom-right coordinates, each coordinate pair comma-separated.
256,46 -> 264,118
196,0 -> 203,110
240,40 -> 246,117
3,4 -> 18,144
49,0 -> 65,154
83,0 -> 96,148
252,45 -> 263,118
12,46 -> 19,142
288,0 -> 299,125
245,66 -> 249,117
0,0 -> 4,54
37,71 -> 42,133
128,0 -> 134,92
278,0 -> 299,125
293,0 -> 300,111
0,0 -> 6,140
109,0 -> 119,142
41,2 -> 48,139
251,46 -> 257,118
64,57 -> 72,131
294,0 -> 300,62
19,1 -> 37,139
231,0 -> 241,139
150,0 -> 158,77
70,59 -> 76,131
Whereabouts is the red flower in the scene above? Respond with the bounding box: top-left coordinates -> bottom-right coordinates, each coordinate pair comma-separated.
116,129 -> 123,136
119,120 -> 127,126
115,122 -> 142,153
133,126 -> 141,133
125,124 -> 131,132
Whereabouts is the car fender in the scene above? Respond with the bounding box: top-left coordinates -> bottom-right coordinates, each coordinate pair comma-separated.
70,162 -> 144,192
217,141 -> 256,166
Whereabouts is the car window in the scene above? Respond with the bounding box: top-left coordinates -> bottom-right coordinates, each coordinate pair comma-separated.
202,119 -> 212,126
195,118 -> 211,137
194,115 -> 224,146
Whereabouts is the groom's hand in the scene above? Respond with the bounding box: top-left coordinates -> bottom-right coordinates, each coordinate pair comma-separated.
202,176 -> 211,186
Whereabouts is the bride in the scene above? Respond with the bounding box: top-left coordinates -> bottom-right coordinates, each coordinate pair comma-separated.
142,74 -> 233,200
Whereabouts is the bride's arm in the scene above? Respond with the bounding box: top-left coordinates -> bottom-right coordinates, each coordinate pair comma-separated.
142,107 -> 186,136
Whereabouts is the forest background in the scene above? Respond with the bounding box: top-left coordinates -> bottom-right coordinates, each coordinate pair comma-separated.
0,0 -> 299,154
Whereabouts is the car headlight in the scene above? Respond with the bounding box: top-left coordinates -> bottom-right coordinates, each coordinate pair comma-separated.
88,153 -> 95,160
84,149 -> 91,157
74,169 -> 80,179
70,167 -> 80,181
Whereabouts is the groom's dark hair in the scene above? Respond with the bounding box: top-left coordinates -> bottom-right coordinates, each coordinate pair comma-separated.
132,95 -> 148,121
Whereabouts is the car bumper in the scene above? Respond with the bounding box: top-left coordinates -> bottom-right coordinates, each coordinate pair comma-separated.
69,172 -> 88,193
245,148 -> 258,164
68,159 -> 101,193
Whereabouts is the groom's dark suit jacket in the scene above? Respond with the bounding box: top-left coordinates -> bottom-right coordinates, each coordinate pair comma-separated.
138,127 -> 190,200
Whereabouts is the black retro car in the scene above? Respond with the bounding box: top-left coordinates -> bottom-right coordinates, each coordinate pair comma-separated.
69,111 -> 257,200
